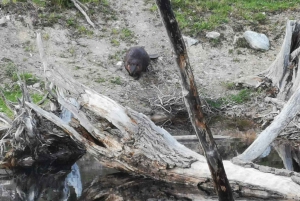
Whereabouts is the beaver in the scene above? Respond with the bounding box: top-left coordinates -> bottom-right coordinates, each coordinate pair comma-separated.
124,46 -> 150,79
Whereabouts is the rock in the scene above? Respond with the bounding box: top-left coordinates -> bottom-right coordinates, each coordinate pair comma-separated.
116,61 -> 123,66
243,31 -> 270,50
0,16 -> 9,26
33,83 -> 40,88
233,75 -> 264,88
206,31 -> 220,39
182,35 -> 199,47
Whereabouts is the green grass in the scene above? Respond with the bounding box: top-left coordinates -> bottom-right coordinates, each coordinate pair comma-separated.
12,73 -> 39,86
228,89 -> 252,104
171,0 -> 300,34
95,78 -> 106,83
110,39 -> 120,46
110,77 -> 122,85
206,88 -> 254,109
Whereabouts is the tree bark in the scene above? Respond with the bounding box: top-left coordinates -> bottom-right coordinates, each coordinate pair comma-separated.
155,1 -> 233,200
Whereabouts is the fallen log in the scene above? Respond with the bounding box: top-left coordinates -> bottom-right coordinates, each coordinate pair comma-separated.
2,64 -> 297,199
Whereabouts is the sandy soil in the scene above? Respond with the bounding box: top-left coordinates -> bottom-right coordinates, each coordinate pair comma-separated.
0,0 -> 298,134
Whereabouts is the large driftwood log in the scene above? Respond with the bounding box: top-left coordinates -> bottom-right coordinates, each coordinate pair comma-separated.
6,64 -> 296,200
155,1 -> 233,200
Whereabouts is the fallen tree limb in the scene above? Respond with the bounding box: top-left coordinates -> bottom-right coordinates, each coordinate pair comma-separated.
71,0 -> 95,28
234,85 -> 300,162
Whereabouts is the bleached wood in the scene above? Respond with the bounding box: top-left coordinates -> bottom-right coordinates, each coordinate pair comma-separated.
71,0 -> 95,28
236,85 -> 300,162
38,65 -> 300,199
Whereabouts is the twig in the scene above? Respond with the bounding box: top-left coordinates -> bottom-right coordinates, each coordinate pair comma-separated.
71,0 -> 95,28
0,113 -> 12,125
36,32 -> 47,73
74,0 -> 88,11
264,97 -> 285,107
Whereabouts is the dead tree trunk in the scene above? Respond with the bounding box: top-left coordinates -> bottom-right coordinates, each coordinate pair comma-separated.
234,20 -> 300,162
155,1 -> 233,200
265,20 -> 300,101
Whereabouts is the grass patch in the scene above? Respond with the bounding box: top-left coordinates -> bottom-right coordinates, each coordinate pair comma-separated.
150,4 -> 158,12
12,73 -> 39,86
206,88 -> 254,109
120,28 -> 134,41
228,89 -> 252,104
110,77 -> 122,85
77,25 -> 94,36
4,62 -> 18,77
110,39 -> 120,46
95,78 -> 106,83
171,0 -> 300,34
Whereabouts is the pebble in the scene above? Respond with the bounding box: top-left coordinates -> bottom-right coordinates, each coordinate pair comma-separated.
206,31 -> 220,39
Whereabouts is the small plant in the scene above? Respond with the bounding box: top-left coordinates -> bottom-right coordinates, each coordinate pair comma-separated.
254,13 -> 266,24
95,78 -> 106,83
77,26 -> 94,36
110,39 -> 120,46
12,73 -> 39,86
4,62 -> 18,77
121,28 -> 133,40
49,13 -> 61,24
229,89 -> 252,104
43,33 -> 50,41
110,77 -> 122,85
67,18 -> 76,27
206,98 -> 224,109
150,4 -> 157,12
209,38 -> 221,47
112,28 -> 119,35
68,47 -> 75,56
31,93 -> 44,103
24,41 -> 34,52
222,82 -> 236,90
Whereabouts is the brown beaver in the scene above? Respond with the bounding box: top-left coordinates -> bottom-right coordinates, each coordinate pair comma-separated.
124,46 -> 150,79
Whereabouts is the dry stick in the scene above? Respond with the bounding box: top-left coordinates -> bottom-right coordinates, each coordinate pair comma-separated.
71,0 -> 95,28
155,1 -> 234,201
36,32 -> 47,73
74,0 -> 88,11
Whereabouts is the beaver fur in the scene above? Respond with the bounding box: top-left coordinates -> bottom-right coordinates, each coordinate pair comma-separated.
124,46 -> 150,79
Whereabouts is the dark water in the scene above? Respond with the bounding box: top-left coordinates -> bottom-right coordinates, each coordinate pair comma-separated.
0,138 -> 295,201
0,113 -> 298,200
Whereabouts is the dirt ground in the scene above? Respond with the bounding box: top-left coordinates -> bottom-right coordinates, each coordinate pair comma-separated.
0,0 -> 298,136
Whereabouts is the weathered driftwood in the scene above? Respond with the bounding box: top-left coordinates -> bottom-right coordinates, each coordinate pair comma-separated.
235,85 -> 300,161
155,1 -> 233,200
16,65 -> 298,200
234,20 -> 300,162
265,20 -> 300,101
